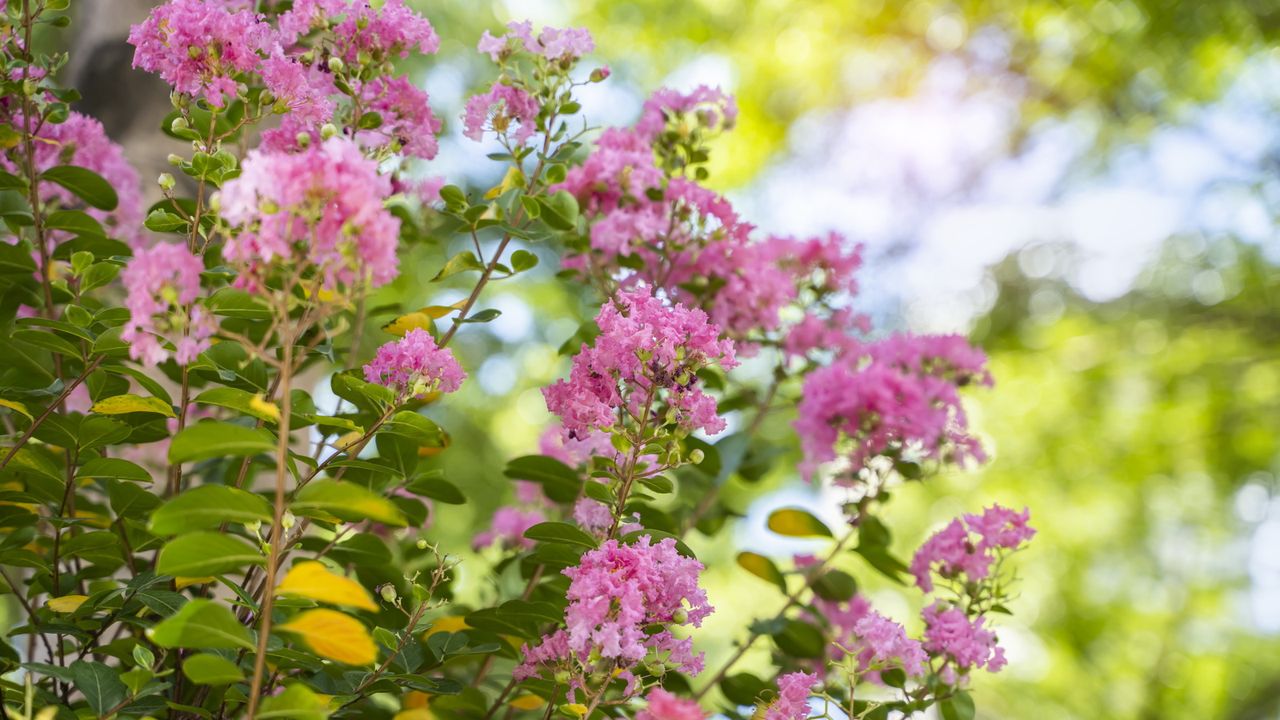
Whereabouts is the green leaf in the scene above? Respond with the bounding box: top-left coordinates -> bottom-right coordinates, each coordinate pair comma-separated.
181,653 -> 245,685
405,473 -> 466,504
45,209 -> 105,237
144,209 -> 188,233
150,485 -> 272,535
465,600 -> 563,639
459,308 -> 502,323
940,692 -> 976,720
41,165 -> 118,211
432,250 -> 484,282
523,521 -> 597,549
155,532 -> 264,577
293,479 -> 407,526
510,249 -> 539,272
149,599 -> 254,650
380,411 -> 447,447
736,551 -> 787,593
772,619 -> 825,659
91,393 -> 175,417
438,184 -> 466,208
257,683 -> 332,719
168,422 -> 275,464
767,508 -> 833,538
812,569 -> 858,602
853,546 -> 909,586
193,387 -> 280,423
620,529 -> 697,558
538,190 -> 579,230
720,673 -> 769,706
503,455 -> 582,504
207,288 -> 271,320
70,660 -> 128,716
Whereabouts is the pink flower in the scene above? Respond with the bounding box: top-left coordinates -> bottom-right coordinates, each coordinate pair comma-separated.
635,86 -> 737,141
472,506 -> 545,551
851,611 -> 928,677
638,688 -> 704,720
478,21 -> 593,62
355,76 -> 442,161
363,328 -> 465,401
280,0 -> 439,62
763,671 -> 818,720
538,423 -> 614,467
0,112 -> 143,247
128,0 -> 276,106
462,82 -> 540,144
120,243 -> 213,367
910,505 -> 1034,592
542,288 -> 736,439
516,536 -> 712,685
218,137 -> 400,290
793,334 -> 991,482
922,602 -> 1004,673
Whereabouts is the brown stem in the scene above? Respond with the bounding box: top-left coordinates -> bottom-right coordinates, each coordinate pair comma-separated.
245,320 -> 295,716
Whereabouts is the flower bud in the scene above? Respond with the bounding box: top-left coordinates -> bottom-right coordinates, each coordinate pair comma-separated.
416,538 -> 429,550
590,66 -> 611,83
281,510 -> 296,530
379,584 -> 398,603
327,56 -> 345,73
320,123 -> 338,140
170,116 -> 190,133
167,153 -> 183,166
688,449 -> 705,465
672,608 -> 688,624
295,132 -> 312,149
157,173 -> 176,191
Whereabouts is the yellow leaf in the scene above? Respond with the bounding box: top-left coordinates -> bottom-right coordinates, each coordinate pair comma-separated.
46,594 -> 88,613
91,394 -> 175,417
485,166 -> 526,200
276,560 -> 378,612
0,398 -> 32,423
509,695 -> 546,710
279,608 -> 378,665
175,576 -> 215,589
422,615 -> 469,638
563,704 -> 589,718
404,691 -> 431,709
395,711 -> 432,720
382,311 -> 435,337
249,394 -> 281,422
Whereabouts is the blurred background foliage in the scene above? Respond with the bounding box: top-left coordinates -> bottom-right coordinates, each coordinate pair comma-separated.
32,1 -> 1280,718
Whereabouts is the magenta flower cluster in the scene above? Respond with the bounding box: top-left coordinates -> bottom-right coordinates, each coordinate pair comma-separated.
542,288 -> 737,439
910,504 -> 1035,593
363,328 -> 466,402
478,20 -> 594,63
515,536 -> 712,690
120,242 -> 214,367
637,688 -> 705,720
794,334 -> 994,481
218,137 -> 400,290
764,671 -> 819,720
463,82 -> 540,145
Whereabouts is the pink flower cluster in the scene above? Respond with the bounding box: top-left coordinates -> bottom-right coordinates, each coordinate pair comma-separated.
363,328 -> 466,401
637,688 -> 704,720
850,611 -> 928,678
0,112 -> 143,247
635,85 -> 737,141
515,536 -> 712,688
218,137 -> 400,289
477,21 -> 594,63
558,87 -> 864,347
131,0 -> 442,163
793,334 -> 993,482
763,671 -> 818,720
921,602 -> 1006,673
120,243 -> 214,367
128,0 -> 275,107
463,82 -> 540,145
542,288 -> 737,439
910,504 -> 1035,593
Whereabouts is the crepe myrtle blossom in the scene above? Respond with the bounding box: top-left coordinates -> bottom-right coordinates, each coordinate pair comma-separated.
794,334 -> 992,482
850,611 -> 929,678
637,688 -> 705,720
635,85 -> 737,142
921,602 -> 1007,674
910,504 -> 1035,593
120,243 -> 214,367
463,82 -> 540,145
0,112 -> 143,247
128,0 -> 277,107
279,0 -> 439,62
363,329 -> 465,402
542,288 -> 737,439
217,137 -> 400,290
514,536 -> 712,688
763,671 -> 819,720
471,506 -> 544,551
477,20 -> 594,64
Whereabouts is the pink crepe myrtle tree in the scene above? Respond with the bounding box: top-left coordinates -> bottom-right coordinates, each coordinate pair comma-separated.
0,2 -> 1032,719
